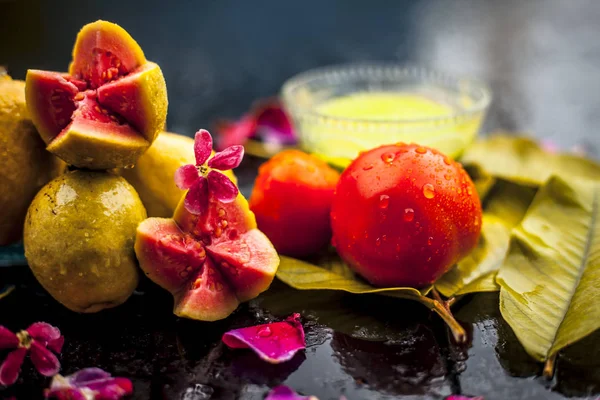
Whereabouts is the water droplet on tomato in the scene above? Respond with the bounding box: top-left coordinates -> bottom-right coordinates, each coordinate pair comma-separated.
415,146 -> 427,154
444,174 -> 451,181
381,152 -> 395,164
379,194 -> 390,209
423,184 -> 435,199
467,187 -> 472,195
403,208 -> 415,222
396,243 -> 401,252
375,237 -> 381,247
474,217 -> 480,226
258,327 -> 272,337
428,237 -> 433,246
363,163 -> 374,171
443,156 -> 452,166
382,234 -> 387,242
364,232 -> 369,239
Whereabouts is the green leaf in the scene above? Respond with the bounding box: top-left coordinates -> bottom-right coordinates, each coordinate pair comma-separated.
435,215 -> 511,297
276,254 -> 429,298
461,134 -> 600,186
497,176 -> 600,363
484,180 -> 537,228
275,254 -> 468,342
465,164 -> 496,200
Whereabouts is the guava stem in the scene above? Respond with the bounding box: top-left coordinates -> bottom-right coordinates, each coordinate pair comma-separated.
543,353 -> 557,379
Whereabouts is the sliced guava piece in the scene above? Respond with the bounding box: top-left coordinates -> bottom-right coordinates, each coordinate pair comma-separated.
207,229 -> 279,302
135,194 -> 280,321
25,20 -> 167,169
135,218 -> 206,293
69,20 -> 146,89
97,62 -> 167,144
174,258 -> 240,321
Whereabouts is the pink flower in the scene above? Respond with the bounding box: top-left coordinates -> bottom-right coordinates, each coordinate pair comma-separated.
174,129 -> 244,215
222,313 -> 305,364
45,367 -> 133,400
215,100 -> 297,150
0,322 -> 64,386
265,386 -> 319,400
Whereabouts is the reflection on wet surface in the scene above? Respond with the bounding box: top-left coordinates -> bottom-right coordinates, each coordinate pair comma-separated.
1,268 -> 599,399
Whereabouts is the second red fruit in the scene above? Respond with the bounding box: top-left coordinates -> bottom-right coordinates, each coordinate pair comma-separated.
331,144 -> 482,288
249,150 -> 340,257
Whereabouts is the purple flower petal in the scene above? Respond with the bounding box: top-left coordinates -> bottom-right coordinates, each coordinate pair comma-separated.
214,115 -> 257,150
175,164 -> 199,190
194,129 -> 213,166
222,313 -> 305,364
68,367 -> 111,385
0,326 -> 18,349
208,145 -> 244,170
207,171 -> 238,203
27,322 -> 61,343
46,368 -> 133,400
184,177 -> 209,215
255,102 -> 297,145
30,340 -> 61,377
265,386 -> 318,400
0,347 -> 27,386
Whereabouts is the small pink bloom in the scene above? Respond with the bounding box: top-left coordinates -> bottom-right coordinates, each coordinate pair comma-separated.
265,386 -> 319,400
174,129 -> 243,215
0,322 -> 63,386
222,313 -> 305,364
45,367 -> 133,400
215,100 -> 297,150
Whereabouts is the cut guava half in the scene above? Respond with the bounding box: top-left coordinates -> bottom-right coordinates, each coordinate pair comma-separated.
135,194 -> 280,321
25,20 -> 167,169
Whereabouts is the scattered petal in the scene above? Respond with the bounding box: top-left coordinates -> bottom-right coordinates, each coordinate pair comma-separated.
0,347 -> 27,386
194,129 -> 213,166
222,313 -> 305,364
215,115 -> 257,150
69,367 -> 111,384
45,368 -> 133,400
255,102 -> 296,145
30,340 -> 61,377
208,145 -> 244,170
207,171 -> 238,203
0,326 -> 18,350
0,285 -> 14,300
184,177 -> 209,215
265,386 -> 318,400
27,322 -> 61,343
174,164 -> 199,190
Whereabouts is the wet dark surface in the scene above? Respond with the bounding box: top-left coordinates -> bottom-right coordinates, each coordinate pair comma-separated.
2,0 -> 600,399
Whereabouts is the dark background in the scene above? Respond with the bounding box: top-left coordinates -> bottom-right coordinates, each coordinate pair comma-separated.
2,1 -> 600,399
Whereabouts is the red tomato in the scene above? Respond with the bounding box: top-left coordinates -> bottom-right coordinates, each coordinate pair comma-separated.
249,150 -> 340,257
330,144 -> 482,288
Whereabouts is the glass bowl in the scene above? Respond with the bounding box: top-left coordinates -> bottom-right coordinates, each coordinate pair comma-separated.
281,63 -> 492,167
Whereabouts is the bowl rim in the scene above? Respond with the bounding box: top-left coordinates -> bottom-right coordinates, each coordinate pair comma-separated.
280,62 -> 492,125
